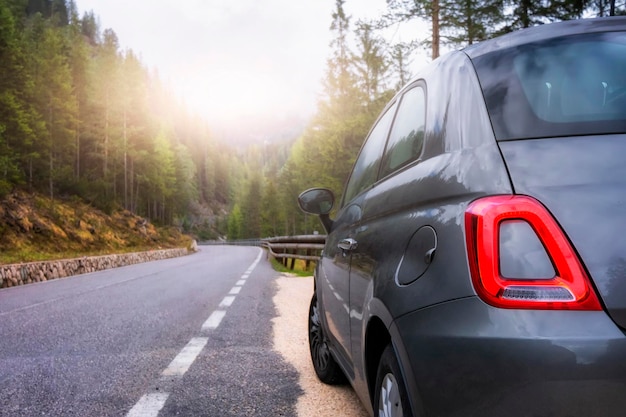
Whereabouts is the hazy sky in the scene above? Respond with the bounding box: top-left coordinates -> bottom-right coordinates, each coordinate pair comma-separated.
74,0 -> 423,141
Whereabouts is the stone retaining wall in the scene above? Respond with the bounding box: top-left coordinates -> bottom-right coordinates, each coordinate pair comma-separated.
0,247 -> 192,288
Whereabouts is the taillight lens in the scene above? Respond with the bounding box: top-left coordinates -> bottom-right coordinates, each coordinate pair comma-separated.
465,195 -> 601,310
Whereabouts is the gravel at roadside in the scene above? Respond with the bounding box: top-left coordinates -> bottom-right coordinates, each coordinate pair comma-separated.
272,274 -> 370,417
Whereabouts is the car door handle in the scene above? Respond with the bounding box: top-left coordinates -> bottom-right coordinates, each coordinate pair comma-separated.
338,238 -> 358,251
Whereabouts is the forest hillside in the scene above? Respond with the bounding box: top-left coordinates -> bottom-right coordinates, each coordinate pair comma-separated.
1,0 -> 624,258
0,190 -> 190,264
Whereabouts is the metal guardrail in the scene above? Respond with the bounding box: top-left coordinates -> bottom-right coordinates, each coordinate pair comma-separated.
262,235 -> 326,270
263,234 -> 326,270
199,235 -> 327,270
199,239 -> 263,247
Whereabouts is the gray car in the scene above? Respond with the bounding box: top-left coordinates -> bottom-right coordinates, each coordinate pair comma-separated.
298,17 -> 626,417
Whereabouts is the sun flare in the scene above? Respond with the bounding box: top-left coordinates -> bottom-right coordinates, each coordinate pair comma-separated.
178,67 -> 294,126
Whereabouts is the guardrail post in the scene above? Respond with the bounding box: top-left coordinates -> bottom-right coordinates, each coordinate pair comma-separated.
305,248 -> 311,270
202,235 -> 327,273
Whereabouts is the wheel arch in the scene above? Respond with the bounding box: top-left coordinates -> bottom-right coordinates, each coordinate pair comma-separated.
365,316 -> 391,406
365,298 -> 425,416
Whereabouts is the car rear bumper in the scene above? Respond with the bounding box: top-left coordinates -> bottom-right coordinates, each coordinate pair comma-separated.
393,296 -> 626,417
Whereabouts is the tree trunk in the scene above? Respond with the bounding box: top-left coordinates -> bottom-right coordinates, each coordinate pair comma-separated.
129,158 -> 134,212
466,0 -> 474,45
28,156 -> 33,190
123,109 -> 128,210
49,151 -> 53,201
521,0 -> 531,28
48,104 -> 54,201
134,176 -> 140,214
75,100 -> 80,179
104,91 -> 109,188
104,119 -> 108,178
112,150 -> 117,201
432,0 -> 440,59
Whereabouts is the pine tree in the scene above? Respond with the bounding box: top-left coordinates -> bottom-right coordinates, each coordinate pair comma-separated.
275,0 -> 395,234
587,0 -> 625,16
385,0 -> 442,59
353,21 -> 390,104
80,10 -> 99,45
25,14 -> 77,199
119,49 -> 148,211
386,0 -> 504,57
94,28 -> 121,193
148,127 -> 176,222
389,42 -> 414,91
227,204 -> 243,240
171,142 -> 197,222
445,0 -> 504,45
501,0 -> 590,32
0,0 -> 36,194
325,0 -> 360,113
261,178 -> 281,237
242,177 -> 262,238
67,0 -> 91,182
0,1 -> 230,229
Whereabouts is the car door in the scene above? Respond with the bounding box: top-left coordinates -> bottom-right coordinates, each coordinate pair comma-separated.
318,195 -> 363,369
349,83 -> 428,364
320,102 -> 398,370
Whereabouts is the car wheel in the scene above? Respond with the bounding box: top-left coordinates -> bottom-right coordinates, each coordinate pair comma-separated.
374,345 -> 413,417
308,293 -> 346,384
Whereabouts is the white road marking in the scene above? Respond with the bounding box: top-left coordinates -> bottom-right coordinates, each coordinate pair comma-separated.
219,296 -> 236,307
202,310 -> 226,331
162,337 -> 208,377
127,248 -> 264,416
126,393 -> 170,417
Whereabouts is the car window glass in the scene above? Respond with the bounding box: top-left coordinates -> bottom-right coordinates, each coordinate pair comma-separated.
380,86 -> 425,177
474,31 -> 626,140
515,38 -> 626,121
342,103 -> 397,205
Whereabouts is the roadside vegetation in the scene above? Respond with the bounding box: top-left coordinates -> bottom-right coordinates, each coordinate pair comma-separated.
269,257 -> 316,277
1,0 -> 623,262
0,190 -> 190,264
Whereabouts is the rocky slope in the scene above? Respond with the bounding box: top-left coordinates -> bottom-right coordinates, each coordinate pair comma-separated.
0,191 -> 190,264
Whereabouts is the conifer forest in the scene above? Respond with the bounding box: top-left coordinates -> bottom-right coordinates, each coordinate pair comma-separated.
1,0 -> 623,239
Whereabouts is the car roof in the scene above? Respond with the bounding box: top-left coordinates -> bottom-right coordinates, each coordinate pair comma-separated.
463,16 -> 626,59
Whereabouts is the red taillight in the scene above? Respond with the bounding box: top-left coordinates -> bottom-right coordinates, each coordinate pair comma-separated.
465,195 -> 601,310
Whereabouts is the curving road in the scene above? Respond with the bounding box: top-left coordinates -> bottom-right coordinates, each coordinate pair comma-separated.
0,246 -> 306,416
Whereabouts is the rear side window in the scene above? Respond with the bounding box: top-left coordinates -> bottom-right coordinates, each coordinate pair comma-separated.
473,31 -> 626,140
380,86 -> 426,178
342,102 -> 397,205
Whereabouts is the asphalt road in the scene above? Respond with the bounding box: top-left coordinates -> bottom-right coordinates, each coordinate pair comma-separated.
0,246 -> 302,416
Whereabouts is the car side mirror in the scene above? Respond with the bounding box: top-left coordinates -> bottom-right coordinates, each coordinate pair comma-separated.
297,188 -> 335,233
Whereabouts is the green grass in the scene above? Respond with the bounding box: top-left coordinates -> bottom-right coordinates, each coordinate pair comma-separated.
269,256 -> 315,277
0,245 -> 177,265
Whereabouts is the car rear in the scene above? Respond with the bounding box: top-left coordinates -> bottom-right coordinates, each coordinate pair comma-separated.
469,18 -> 626,327
395,18 -> 626,417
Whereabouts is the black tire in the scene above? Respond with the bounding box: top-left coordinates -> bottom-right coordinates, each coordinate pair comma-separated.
374,345 -> 414,417
308,293 -> 346,385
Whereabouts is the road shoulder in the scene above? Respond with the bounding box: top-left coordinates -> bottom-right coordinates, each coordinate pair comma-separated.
272,274 -> 369,417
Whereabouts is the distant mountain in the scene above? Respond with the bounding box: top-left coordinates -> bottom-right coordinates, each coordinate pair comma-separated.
209,111 -> 310,146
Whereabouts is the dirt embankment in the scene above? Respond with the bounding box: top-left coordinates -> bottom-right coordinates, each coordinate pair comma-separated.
0,191 -> 188,263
